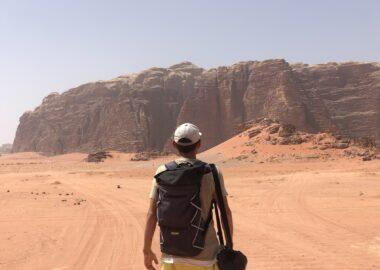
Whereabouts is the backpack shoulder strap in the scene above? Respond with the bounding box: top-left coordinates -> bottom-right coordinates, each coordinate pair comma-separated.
164,161 -> 178,171
192,160 -> 212,174
192,160 -> 206,166
210,163 -> 233,250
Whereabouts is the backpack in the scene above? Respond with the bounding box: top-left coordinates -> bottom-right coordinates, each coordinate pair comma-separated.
154,160 -> 213,257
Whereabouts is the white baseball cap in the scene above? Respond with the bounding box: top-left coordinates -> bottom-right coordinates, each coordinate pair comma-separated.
173,123 -> 202,146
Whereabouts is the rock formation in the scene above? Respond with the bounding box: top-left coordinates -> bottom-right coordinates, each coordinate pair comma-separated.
86,151 -> 113,163
12,60 -> 380,155
232,118 -> 379,162
0,144 -> 12,154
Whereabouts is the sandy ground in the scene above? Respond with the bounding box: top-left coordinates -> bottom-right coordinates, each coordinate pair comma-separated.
0,151 -> 379,270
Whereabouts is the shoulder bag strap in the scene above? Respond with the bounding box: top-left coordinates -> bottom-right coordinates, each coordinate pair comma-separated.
210,163 -> 233,249
212,200 -> 225,246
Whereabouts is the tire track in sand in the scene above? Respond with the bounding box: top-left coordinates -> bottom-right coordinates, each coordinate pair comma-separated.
238,172 -> 380,269
64,181 -> 145,270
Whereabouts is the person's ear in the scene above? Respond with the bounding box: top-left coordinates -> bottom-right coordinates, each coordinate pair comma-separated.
196,140 -> 201,150
172,141 -> 181,154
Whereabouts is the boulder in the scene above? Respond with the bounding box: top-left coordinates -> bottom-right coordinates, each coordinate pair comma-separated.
277,137 -> 291,145
267,124 -> 280,134
86,151 -> 113,163
278,124 -> 296,137
248,129 -> 261,138
263,133 -> 271,141
0,144 -> 12,154
130,152 -> 150,161
362,156 -> 372,161
235,155 -> 248,160
277,135 -> 304,145
333,142 -> 349,149
319,145 -> 329,150
353,137 -> 376,148
289,135 -> 304,145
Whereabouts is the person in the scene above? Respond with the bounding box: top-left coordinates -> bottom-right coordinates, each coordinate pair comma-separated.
143,123 -> 233,270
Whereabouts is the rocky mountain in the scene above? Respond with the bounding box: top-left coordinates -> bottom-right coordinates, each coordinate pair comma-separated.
12,60 -> 380,155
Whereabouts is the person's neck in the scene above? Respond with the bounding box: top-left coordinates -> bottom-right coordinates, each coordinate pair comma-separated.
180,152 -> 197,159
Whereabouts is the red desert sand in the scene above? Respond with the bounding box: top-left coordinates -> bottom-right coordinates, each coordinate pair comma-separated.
0,132 -> 379,269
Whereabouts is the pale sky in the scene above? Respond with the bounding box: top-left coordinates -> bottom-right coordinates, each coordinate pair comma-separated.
1,0 -> 379,144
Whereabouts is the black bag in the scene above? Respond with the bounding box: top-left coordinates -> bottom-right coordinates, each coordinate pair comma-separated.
210,164 -> 248,270
154,161 -> 212,257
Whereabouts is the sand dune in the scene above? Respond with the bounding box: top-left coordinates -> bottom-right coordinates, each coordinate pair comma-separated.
0,149 -> 379,269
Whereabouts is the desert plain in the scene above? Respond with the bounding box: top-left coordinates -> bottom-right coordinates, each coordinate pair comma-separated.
1,133 -> 380,270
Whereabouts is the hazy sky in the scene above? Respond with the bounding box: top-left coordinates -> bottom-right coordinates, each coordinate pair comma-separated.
1,0 -> 379,144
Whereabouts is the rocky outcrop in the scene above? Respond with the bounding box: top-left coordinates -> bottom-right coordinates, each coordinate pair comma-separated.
0,144 -> 12,154
12,60 -> 380,155
86,151 -> 113,163
235,118 -> 378,162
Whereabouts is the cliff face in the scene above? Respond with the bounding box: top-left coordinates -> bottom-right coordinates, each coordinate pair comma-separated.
176,60 -> 308,149
12,60 -> 380,155
293,62 -> 380,138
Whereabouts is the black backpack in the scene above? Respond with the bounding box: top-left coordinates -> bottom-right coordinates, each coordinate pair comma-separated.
154,160 -> 213,257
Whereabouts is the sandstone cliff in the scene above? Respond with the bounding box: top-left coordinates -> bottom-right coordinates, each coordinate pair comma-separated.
12,60 -> 380,155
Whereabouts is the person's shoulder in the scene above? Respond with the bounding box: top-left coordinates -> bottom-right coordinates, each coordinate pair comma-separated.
155,164 -> 167,175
